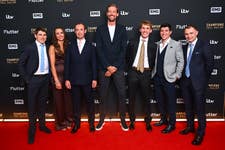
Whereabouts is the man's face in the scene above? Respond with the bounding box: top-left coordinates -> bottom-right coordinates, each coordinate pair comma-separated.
34,30 -> 47,44
106,6 -> 119,22
75,24 -> 86,39
184,27 -> 198,43
139,24 -> 152,39
160,27 -> 172,41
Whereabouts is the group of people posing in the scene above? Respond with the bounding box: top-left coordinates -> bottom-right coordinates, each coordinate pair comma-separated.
19,4 -> 214,145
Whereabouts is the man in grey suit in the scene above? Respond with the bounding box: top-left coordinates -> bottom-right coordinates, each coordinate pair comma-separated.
152,23 -> 184,133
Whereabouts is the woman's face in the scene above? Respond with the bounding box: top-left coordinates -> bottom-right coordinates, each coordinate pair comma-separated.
55,28 -> 65,41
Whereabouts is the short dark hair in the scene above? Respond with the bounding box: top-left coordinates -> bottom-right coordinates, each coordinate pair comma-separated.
74,22 -> 87,30
160,23 -> 172,31
34,27 -> 47,35
139,20 -> 153,29
106,3 -> 119,13
185,24 -> 199,31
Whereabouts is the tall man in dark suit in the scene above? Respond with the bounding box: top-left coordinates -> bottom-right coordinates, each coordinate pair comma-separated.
65,23 -> 97,133
19,27 -> 52,144
179,25 -> 214,145
152,23 -> 184,133
126,20 -> 156,131
95,3 -> 128,131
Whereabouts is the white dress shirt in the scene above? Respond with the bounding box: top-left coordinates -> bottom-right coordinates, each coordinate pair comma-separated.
77,38 -> 86,54
34,40 -> 49,75
108,25 -> 115,42
132,36 -> 150,68
186,38 -> 198,59
159,37 -> 171,53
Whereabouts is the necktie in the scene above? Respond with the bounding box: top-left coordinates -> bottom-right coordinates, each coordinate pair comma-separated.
185,43 -> 193,77
39,44 -> 45,72
137,39 -> 145,73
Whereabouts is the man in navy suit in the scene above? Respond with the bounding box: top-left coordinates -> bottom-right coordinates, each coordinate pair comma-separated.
179,25 -> 214,145
19,27 -> 52,144
126,20 -> 156,131
95,3 -> 128,131
65,23 -> 97,133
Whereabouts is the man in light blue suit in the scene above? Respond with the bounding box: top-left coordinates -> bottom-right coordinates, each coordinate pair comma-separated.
152,23 -> 184,133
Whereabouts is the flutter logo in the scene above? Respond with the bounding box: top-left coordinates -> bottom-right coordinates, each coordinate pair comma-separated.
3,29 -> 19,34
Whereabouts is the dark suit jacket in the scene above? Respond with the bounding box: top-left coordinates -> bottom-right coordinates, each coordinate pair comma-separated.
64,39 -> 97,85
126,37 -> 157,71
95,23 -> 128,71
181,39 -> 214,90
18,42 -> 49,84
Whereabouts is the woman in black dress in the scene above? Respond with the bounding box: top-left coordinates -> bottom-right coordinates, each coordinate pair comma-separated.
49,27 -> 73,131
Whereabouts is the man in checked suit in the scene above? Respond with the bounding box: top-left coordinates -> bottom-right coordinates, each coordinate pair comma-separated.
95,3 -> 128,131
126,20 -> 156,131
179,25 -> 214,145
152,23 -> 184,133
19,27 -> 52,144
65,23 -> 97,133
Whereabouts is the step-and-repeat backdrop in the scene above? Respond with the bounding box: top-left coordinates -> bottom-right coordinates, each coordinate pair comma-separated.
0,0 -> 224,119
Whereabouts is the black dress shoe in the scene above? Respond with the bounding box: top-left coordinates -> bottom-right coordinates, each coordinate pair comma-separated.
129,122 -> 135,130
161,125 -> 175,134
146,123 -> 152,132
192,135 -> 204,145
71,125 -> 80,134
89,125 -> 95,132
154,119 -> 168,127
39,126 -> 52,133
179,127 -> 195,135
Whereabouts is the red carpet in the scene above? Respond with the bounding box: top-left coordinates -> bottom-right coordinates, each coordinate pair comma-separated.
0,121 -> 224,150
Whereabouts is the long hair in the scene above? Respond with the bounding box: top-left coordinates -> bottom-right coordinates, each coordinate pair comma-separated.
51,27 -> 68,54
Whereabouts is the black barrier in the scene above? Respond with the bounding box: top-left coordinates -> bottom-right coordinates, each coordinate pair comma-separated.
0,0 -> 224,119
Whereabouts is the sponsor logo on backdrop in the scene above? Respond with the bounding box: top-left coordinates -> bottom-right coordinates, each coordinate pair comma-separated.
180,8 -> 189,14
12,72 -> 20,78
125,26 -> 133,31
206,98 -> 215,104
214,55 -> 222,60
177,98 -> 184,104
120,10 -> 129,16
57,0 -> 74,2
151,113 -> 160,117
65,28 -> 74,33
90,11 -> 101,17
14,99 -> 24,105
3,29 -> 19,34
8,44 -> 18,49
32,13 -> 43,19
28,0 -> 44,2
87,26 -> 97,32
211,69 -> 218,75
206,113 -> 218,117
0,0 -> 16,4
13,113 -> 28,118
210,7 -> 222,13
10,86 -> 24,91
149,9 -> 160,15
150,99 -> 157,104
94,99 -> 99,104
209,40 -> 219,45
206,23 -> 224,29
62,12 -> 70,18
176,112 -> 186,118
5,14 -> 14,19
152,24 -> 160,30
6,58 -> 19,64
208,84 -> 220,90
176,24 -> 187,30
